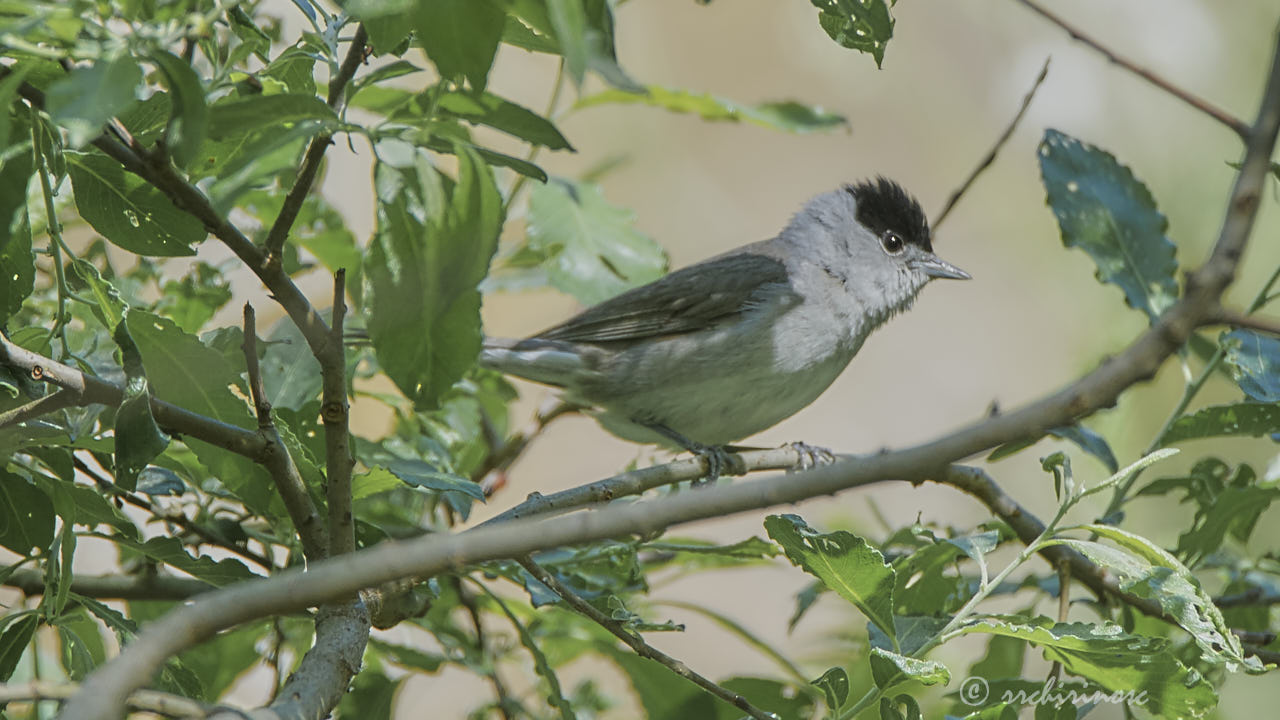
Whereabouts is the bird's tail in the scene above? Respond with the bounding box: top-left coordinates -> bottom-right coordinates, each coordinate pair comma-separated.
479,337 -> 588,388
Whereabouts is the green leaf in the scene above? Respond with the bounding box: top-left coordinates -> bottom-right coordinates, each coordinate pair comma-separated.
100,534 -> 257,586
811,666 -> 850,710
0,614 -> 37,681
418,131 -> 549,182
111,316 -> 171,490
45,55 -> 142,147
1050,526 -> 1253,671
149,50 -> 208,167
67,150 -> 204,256
1175,483 -> 1280,565
1222,329 -> 1280,402
367,144 -> 503,408
879,694 -> 922,720
547,0 -> 589,86
0,130 -> 33,323
0,468 -> 55,554
519,177 -> 667,305
607,647 -> 716,718
714,677 -> 817,720
1159,401 -> 1280,445
336,669 -> 402,720
765,514 -> 897,646
29,473 -> 136,537
437,90 -> 573,150
869,647 -> 950,692
369,638 -> 446,673
1038,129 -> 1178,322
207,93 -> 337,140
366,463 -> 484,501
413,0 -> 504,91
55,610 -> 107,680
810,0 -> 895,68
577,86 -> 847,134
955,616 -> 1217,718
123,311 -> 278,516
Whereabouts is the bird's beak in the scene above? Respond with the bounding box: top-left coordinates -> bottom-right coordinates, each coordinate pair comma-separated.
913,253 -> 971,280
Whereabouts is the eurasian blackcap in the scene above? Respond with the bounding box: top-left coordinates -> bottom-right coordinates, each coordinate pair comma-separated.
481,178 -> 969,478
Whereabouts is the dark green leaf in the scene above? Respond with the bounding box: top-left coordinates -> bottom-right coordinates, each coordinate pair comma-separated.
368,463 -> 484,501
29,473 -> 136,537
607,647 -> 715,718
519,177 -> 666,304
259,314 -> 322,411
0,129 -> 33,323
765,514 -> 897,645
869,647 -> 949,691
347,0 -> 416,54
1038,129 -> 1178,322
149,50 -> 208,166
714,677 -> 816,720
879,694 -> 922,720
1175,483 -> 1280,565
366,144 -> 503,408
417,131 -> 549,181
55,610 -> 107,680
112,316 -> 171,490
1048,424 -> 1118,473
67,150 -> 204,256
175,621 -> 268,699
1160,402 -> 1280,445
207,93 -> 337,140
413,0 -> 504,91
0,614 -> 37,681
438,90 -> 573,150
369,638 -> 446,673
124,311 -> 278,516
45,55 -> 142,147
810,0 -> 895,67
336,669 -> 402,720
102,534 -> 257,586
547,0 -> 588,86
0,468 -> 55,554
811,666 -> 850,710
577,86 -> 847,134
1222,329 -> 1280,402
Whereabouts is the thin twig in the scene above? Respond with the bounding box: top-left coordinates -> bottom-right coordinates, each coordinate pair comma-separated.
471,397 -> 582,485
0,389 -> 76,429
263,24 -> 368,262
1014,0 -> 1250,138
1215,588 -> 1280,609
1206,308 -> 1280,337
322,271 -> 354,558
242,304 -> 329,562
933,57 -> 1050,230
1,332 -> 265,458
456,581 -> 518,720
1243,644 -> 1280,666
0,681 -> 209,719
5,568 -> 213,601
517,556 -> 776,720
71,455 -> 278,572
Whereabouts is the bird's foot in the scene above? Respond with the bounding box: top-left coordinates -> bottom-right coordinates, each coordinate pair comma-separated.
689,443 -> 746,485
785,441 -> 837,472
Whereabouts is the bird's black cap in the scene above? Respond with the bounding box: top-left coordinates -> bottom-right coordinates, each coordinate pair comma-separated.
846,177 -> 932,252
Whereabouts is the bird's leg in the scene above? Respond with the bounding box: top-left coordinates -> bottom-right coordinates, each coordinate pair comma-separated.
643,423 -> 744,483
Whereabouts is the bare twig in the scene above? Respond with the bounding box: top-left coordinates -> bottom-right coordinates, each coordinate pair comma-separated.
0,681 -> 209,719
263,25 -> 369,262
933,57 -> 1050,230
1215,588 -> 1280,609
242,305 -> 329,562
1014,0 -> 1250,138
1,333 -> 265,458
321,271 -> 354,558
1206,308 -> 1280,337
0,389 -> 77,429
5,569 -> 213,601
517,556 -> 775,720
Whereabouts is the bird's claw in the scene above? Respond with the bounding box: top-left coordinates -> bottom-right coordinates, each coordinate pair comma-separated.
691,444 -> 745,484
786,441 -> 837,472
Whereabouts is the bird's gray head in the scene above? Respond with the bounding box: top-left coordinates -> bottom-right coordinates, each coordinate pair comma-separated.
780,177 -> 969,326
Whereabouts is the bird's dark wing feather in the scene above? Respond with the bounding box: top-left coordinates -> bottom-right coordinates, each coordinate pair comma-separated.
531,253 -> 790,345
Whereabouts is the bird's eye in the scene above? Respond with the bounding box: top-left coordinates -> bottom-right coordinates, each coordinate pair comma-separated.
881,231 -> 905,255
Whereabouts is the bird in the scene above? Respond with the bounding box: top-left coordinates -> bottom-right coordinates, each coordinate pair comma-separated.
481,178 -> 970,479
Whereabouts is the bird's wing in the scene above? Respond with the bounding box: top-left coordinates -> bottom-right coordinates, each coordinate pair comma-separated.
531,252 -> 793,345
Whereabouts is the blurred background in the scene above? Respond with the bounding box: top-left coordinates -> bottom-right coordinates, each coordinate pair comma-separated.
258,0 -> 1280,715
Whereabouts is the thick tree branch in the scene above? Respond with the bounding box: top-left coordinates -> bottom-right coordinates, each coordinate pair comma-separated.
56,25 -> 1280,720
517,556 -> 775,720
1014,0 -> 1252,138
255,603 -> 369,720
933,57 -> 1050,230
1,333 -> 265,458
5,569 -> 213,601
1206,308 -> 1280,337
321,271 -> 354,558
243,305 -> 329,562
263,25 -> 368,262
